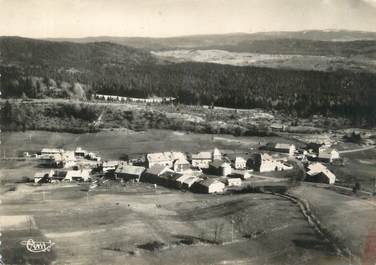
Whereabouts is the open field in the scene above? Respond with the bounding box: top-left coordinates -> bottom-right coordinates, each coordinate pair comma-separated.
328,148 -> 376,192
1,129 -> 376,264
0,129 -> 287,163
152,49 -> 376,73
290,184 -> 376,265
0,181 -> 345,265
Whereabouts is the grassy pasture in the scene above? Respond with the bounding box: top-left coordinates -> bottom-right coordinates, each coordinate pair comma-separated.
0,182 -> 342,265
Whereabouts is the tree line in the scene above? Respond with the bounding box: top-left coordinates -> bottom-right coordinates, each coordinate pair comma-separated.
1,62 -> 376,126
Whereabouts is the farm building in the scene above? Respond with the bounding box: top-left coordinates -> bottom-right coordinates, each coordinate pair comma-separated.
226,178 -> 242,187
74,147 -> 87,157
41,148 -> 64,156
173,158 -> 191,173
234,157 -> 247,169
86,152 -> 101,161
157,171 -> 184,188
208,160 -> 232,176
251,153 -> 293,172
191,178 -> 225,194
318,149 -> 340,163
141,164 -> 172,182
191,151 -> 212,168
176,175 -> 202,189
305,163 -> 336,184
142,165 -> 182,188
213,148 -> 222,161
146,151 -> 187,168
101,161 -> 121,172
34,170 -> 54,183
146,153 -> 171,168
52,151 -> 76,168
63,169 -> 91,182
305,142 -> 324,154
270,123 -> 286,132
114,164 -> 146,182
51,170 -> 68,181
262,143 -> 296,156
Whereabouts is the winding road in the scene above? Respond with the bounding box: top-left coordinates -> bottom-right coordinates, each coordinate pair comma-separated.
338,145 -> 375,154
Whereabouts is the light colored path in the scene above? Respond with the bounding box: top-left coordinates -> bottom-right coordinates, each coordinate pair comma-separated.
338,145 -> 375,154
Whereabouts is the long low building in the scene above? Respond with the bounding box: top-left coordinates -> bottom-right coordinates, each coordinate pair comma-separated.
190,178 -> 225,194
64,169 -> 91,182
115,164 -> 146,182
305,163 -> 336,184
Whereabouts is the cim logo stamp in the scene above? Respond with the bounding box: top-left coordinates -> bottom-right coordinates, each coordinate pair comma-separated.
20,239 -> 55,253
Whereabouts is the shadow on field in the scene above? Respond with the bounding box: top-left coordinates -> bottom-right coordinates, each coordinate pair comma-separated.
177,200 -> 258,221
136,235 -> 219,253
293,239 -> 334,252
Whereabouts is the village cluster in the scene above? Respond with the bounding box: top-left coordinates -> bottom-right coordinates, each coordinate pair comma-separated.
30,141 -> 342,194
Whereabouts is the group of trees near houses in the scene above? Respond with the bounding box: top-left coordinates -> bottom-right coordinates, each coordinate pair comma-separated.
2,62 -> 376,126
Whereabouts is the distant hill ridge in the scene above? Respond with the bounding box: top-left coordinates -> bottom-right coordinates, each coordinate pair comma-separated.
0,36 -> 157,69
44,30 -> 376,51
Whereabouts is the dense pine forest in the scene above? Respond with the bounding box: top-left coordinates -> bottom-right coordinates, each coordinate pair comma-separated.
1,37 -> 376,127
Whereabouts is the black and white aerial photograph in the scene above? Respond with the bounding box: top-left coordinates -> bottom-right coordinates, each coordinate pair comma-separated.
1,0 -> 376,264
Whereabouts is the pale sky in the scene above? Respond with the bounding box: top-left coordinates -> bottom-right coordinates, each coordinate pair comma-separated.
0,0 -> 375,38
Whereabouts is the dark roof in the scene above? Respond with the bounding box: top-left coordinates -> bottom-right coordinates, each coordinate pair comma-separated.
159,171 -> 183,181
196,178 -> 221,187
210,160 -> 226,168
52,170 -> 67,180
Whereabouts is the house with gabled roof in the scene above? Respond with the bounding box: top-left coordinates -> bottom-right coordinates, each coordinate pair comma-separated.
141,164 -> 171,182
146,151 -> 187,168
208,160 -> 232,176
176,174 -> 202,189
190,178 -> 225,194
262,143 -> 296,156
191,151 -> 212,169
318,149 -> 340,163
173,157 -> 191,173
115,164 -> 146,182
305,163 -> 336,184
63,169 -> 91,182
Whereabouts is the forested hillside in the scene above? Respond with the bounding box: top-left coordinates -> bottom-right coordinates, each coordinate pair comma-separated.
1,37 -> 376,126
0,37 -> 156,69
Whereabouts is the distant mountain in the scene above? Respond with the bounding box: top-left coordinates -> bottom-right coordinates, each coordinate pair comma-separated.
46,30 -> 376,51
214,39 -> 376,59
0,36 -> 157,70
